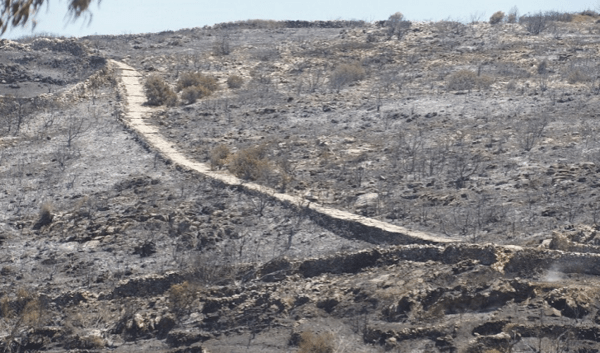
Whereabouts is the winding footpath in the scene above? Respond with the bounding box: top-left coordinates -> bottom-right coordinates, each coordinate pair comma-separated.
112,60 -> 458,245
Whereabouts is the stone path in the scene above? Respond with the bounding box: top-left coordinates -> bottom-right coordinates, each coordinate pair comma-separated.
112,60 -> 459,245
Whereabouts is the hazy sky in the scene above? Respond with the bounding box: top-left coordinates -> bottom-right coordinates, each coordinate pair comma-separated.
3,0 -> 597,39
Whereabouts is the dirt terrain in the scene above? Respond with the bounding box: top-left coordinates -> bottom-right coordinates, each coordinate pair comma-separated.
2,13 -> 600,353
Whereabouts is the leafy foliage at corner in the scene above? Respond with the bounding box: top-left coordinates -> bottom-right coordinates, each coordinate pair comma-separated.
144,75 -> 178,106
0,0 -> 97,34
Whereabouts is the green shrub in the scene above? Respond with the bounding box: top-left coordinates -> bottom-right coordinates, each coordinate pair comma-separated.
446,70 -> 493,91
298,331 -> 334,353
210,144 -> 230,170
181,85 -> 212,104
329,63 -> 366,91
226,74 -> 244,89
176,72 -> 219,92
144,75 -> 178,106
489,11 -> 505,24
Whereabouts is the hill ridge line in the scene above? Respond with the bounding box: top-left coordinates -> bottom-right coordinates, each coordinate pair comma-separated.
111,60 -> 459,245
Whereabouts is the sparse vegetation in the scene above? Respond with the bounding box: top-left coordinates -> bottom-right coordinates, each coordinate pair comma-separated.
6,10 -> 600,353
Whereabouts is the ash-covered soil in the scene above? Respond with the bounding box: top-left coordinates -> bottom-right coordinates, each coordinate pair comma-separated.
2,15 -> 600,353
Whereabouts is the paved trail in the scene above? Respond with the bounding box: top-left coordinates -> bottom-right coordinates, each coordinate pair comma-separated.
112,60 -> 459,245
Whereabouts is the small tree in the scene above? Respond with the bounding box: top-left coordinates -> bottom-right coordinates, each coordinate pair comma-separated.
144,75 -> 178,106
489,11 -> 505,24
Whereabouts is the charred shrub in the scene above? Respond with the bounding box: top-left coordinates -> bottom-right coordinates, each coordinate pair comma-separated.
520,11 -> 572,35
226,74 -> 244,89
566,65 -> 594,84
144,75 -> 178,106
